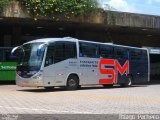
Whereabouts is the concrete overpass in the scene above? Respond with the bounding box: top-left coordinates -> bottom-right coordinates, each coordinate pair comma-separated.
0,6 -> 160,47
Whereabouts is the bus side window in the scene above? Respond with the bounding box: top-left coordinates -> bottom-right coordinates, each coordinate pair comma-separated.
99,45 -> 113,58
79,42 -> 98,58
45,44 -> 55,67
64,42 -> 77,59
130,50 -> 142,61
53,41 -> 77,64
54,42 -> 64,63
115,48 -> 128,60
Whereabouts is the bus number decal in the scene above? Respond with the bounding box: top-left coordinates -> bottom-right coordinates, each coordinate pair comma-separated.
99,59 -> 129,84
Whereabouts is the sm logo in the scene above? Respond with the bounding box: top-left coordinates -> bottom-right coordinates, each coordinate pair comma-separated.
99,59 -> 129,84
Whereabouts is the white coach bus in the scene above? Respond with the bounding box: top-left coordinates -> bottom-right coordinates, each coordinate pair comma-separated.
12,37 -> 150,90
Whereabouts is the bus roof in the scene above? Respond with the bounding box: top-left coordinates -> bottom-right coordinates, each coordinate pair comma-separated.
25,37 -> 77,44
24,37 -> 147,50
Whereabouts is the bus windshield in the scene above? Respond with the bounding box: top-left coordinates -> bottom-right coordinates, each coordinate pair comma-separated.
16,43 -> 45,78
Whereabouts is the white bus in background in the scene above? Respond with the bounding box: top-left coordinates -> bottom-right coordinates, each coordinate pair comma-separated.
12,37 -> 150,90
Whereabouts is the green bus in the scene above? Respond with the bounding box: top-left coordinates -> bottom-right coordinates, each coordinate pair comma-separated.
0,47 -> 16,81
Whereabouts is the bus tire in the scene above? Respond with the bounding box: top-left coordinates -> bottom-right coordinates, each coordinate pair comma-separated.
121,76 -> 132,87
103,84 -> 113,88
66,75 -> 79,90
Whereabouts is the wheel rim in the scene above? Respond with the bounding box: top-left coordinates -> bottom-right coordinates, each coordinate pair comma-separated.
68,79 -> 76,87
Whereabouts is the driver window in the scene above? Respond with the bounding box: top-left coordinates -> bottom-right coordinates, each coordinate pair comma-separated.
45,44 -> 55,67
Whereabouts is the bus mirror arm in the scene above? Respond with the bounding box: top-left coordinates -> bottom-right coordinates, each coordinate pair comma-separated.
11,46 -> 20,57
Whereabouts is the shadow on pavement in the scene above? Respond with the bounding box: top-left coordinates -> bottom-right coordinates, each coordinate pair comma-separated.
17,84 -> 148,93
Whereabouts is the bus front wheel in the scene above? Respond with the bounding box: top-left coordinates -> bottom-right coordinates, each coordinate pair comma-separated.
66,75 -> 79,90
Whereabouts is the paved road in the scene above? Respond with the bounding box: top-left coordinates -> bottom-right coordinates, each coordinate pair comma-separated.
0,84 -> 160,115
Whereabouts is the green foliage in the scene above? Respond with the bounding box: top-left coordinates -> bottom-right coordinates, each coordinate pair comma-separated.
21,0 -> 98,19
0,0 -> 9,13
0,0 -> 99,19
0,0 -> 17,13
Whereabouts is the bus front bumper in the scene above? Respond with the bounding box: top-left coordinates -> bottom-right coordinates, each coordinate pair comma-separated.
16,75 -> 44,87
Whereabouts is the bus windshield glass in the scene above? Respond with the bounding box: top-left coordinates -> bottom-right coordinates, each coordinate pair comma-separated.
16,43 -> 45,78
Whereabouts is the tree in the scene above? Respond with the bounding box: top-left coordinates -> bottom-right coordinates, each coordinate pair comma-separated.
21,0 -> 99,19
0,0 -> 9,13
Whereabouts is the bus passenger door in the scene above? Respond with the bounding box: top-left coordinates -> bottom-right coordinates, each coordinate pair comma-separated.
43,43 -> 57,86
43,42 -> 67,86
43,60 -> 69,86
